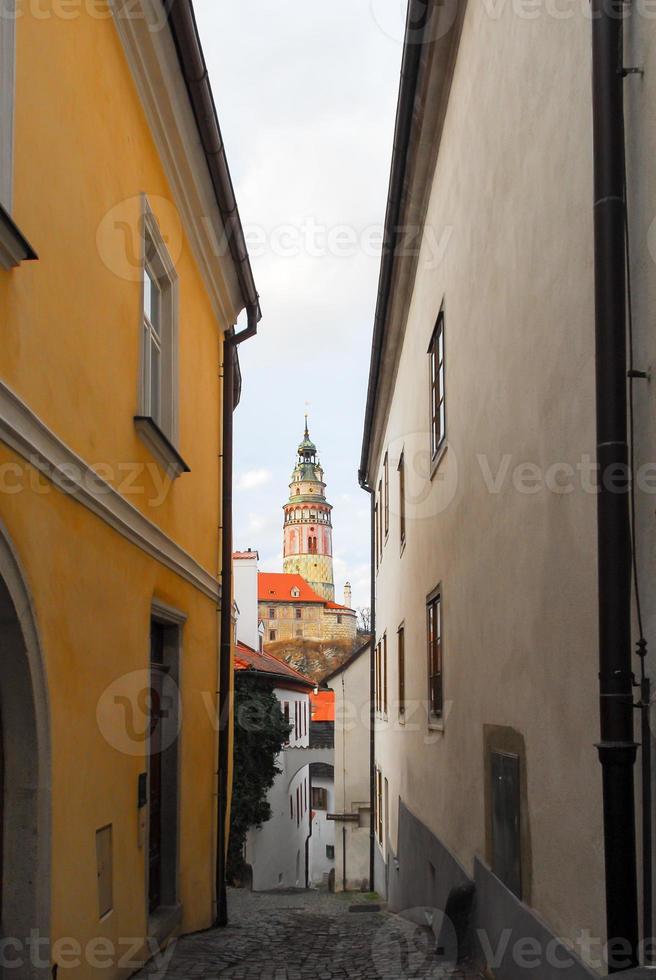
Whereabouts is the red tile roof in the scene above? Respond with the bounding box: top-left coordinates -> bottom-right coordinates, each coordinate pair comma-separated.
258,573 -> 327,604
258,573 -> 354,611
311,690 -> 335,722
234,641 -> 315,689
234,550 -> 259,560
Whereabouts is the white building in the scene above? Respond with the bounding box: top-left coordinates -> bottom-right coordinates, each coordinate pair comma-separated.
234,551 -> 334,890
358,1 -> 656,977
325,642 -> 372,892
237,644 -> 316,890
309,767 -> 335,888
234,550 -> 262,651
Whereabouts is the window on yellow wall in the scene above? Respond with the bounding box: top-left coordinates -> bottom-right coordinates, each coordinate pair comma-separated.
135,200 -> 186,477
0,3 -> 15,211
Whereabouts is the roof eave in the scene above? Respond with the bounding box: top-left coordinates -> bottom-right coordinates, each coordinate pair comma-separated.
359,0 -> 467,486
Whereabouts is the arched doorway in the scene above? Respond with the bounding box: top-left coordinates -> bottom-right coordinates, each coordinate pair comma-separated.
0,522 -> 51,977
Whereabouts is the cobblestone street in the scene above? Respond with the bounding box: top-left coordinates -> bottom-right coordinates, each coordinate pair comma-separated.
138,889 -> 482,980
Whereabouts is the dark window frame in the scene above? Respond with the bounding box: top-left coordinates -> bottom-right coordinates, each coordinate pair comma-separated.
398,624 -> 405,719
398,450 -> 406,547
428,309 -> 446,461
427,587 -> 443,722
384,452 -> 389,539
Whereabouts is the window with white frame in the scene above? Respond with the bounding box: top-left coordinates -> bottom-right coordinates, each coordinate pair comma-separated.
134,200 -> 186,475
0,3 -> 16,212
0,2 -> 35,271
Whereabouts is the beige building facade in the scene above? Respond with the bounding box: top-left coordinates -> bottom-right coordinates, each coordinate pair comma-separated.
259,573 -> 357,645
360,3 -> 656,979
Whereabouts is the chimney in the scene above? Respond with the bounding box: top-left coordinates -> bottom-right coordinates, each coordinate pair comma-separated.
344,582 -> 352,608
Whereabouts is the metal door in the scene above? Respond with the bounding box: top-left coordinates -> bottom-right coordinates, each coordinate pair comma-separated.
491,750 -> 521,898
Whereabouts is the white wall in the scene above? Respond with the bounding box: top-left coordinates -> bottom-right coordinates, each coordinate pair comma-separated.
367,1 -> 614,952
245,687 -> 312,890
234,553 -> 260,651
309,775 -> 335,886
329,648 -> 371,892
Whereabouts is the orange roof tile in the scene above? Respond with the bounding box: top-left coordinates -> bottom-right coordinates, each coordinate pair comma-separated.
258,573 -> 327,604
234,641 -> 315,689
311,690 -> 335,722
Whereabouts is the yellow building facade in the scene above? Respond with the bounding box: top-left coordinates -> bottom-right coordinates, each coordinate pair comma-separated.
0,1 -> 257,977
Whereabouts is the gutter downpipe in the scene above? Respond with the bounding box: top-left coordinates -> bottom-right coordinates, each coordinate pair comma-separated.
163,0 -> 261,929
591,1 -> 639,969
357,475 -> 376,894
216,308 -> 259,928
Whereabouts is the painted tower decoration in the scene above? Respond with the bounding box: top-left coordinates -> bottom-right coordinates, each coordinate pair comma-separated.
283,419 -> 335,602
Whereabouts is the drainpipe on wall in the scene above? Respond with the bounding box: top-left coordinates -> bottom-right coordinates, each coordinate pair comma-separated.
165,0 -> 261,932
358,473 -> 376,894
591,1 -> 639,968
216,308 -> 259,928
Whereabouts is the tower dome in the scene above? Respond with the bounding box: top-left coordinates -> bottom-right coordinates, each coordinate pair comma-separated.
282,418 -> 335,602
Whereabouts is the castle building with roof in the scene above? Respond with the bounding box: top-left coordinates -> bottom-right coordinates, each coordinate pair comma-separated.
258,572 -> 357,646
256,421 -> 358,648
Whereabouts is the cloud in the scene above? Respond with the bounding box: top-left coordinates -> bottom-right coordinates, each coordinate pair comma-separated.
237,469 -> 273,492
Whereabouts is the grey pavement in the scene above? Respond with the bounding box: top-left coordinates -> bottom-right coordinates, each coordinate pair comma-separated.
138,888 -> 485,980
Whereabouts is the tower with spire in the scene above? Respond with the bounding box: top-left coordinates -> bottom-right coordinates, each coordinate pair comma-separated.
282,418 -> 335,602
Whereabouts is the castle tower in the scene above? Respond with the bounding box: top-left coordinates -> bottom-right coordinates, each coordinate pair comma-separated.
283,419 -> 335,602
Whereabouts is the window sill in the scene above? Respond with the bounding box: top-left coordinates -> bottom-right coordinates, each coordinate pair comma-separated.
134,416 -> 190,479
0,203 -> 37,270
399,537 -> 406,559
428,717 -> 445,734
430,440 -> 448,481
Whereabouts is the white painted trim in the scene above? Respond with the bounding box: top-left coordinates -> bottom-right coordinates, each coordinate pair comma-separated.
0,380 -> 220,601
151,597 -> 188,625
0,0 -> 15,211
138,196 -> 181,457
109,0 -> 242,327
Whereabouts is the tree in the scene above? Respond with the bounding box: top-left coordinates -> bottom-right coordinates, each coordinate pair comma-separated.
357,607 -> 371,633
227,671 -> 292,884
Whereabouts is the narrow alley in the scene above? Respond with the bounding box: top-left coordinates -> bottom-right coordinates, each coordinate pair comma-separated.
137,891 -> 482,980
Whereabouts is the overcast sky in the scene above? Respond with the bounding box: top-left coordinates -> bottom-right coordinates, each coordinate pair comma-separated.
194,1 -> 406,610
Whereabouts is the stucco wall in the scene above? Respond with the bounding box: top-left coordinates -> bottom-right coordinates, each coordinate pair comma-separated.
260,601 -> 357,644
0,5 -> 239,975
309,776 -> 335,886
369,0 -> 611,957
246,689 -> 312,891
329,649 -> 371,892
234,556 -> 260,652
